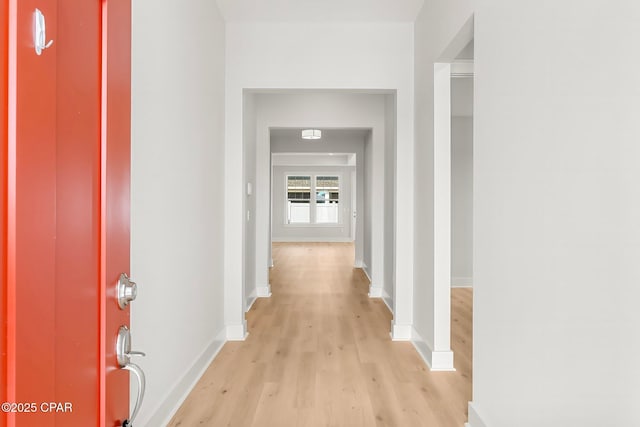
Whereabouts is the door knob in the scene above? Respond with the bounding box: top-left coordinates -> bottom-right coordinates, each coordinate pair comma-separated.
117,273 -> 137,309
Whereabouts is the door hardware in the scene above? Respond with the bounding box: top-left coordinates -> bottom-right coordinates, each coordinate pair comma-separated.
116,326 -> 146,427
34,9 -> 54,55
117,273 -> 138,309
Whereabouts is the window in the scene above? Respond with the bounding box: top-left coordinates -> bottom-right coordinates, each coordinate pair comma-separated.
315,176 -> 339,223
287,176 -> 311,223
286,174 -> 340,224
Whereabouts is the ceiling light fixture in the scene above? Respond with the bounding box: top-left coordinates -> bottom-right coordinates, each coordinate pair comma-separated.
301,129 -> 321,140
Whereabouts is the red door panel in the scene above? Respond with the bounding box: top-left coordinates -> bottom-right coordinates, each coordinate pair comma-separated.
1,1 -> 8,424
55,1 -> 102,425
101,1 -> 132,426
9,1 -> 58,426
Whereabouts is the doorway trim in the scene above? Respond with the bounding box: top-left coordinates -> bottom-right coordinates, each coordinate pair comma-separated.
432,61 -> 455,370
227,90 -> 411,341
430,17 -> 474,371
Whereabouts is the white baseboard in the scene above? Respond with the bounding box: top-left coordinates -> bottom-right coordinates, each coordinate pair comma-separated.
452,276 -> 473,287
391,321 -> 412,341
247,285 -> 272,312
354,259 -> 364,268
226,323 -> 248,341
141,328 -> 226,427
431,350 -> 455,371
411,327 -> 456,371
368,284 -> 382,298
360,263 -> 371,283
466,402 -> 488,427
368,285 -> 393,314
269,258 -> 274,268
256,284 -> 272,298
246,289 -> 257,312
271,237 -> 353,243
381,288 -> 393,314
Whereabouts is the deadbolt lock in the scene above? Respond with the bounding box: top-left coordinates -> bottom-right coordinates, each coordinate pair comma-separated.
117,273 -> 137,309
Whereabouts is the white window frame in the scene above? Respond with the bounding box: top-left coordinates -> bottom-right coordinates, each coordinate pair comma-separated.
285,174 -> 312,224
285,172 -> 342,226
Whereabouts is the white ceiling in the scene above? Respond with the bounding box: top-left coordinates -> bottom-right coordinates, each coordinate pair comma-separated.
216,0 -> 425,23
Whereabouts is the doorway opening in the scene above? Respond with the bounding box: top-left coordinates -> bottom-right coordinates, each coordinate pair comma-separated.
238,91 -> 400,338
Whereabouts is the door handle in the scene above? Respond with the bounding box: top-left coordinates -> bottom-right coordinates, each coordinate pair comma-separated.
122,363 -> 145,427
116,326 -> 146,427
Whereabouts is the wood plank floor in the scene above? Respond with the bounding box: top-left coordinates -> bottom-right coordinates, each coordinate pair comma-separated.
168,242 -> 472,427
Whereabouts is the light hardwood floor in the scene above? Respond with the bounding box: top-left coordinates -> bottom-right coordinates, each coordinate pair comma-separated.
168,243 -> 472,427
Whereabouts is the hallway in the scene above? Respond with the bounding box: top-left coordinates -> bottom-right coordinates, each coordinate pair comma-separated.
168,243 -> 472,426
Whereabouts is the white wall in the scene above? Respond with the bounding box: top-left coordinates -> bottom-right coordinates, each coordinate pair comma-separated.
451,77 -> 473,286
363,132 -> 373,281
451,116 -> 473,284
272,165 -> 353,241
226,22 -> 415,339
243,93 -> 257,310
414,0 -> 473,370
130,2 -> 226,425
452,76 -> 474,117
384,95 -> 396,309
471,1 -> 640,426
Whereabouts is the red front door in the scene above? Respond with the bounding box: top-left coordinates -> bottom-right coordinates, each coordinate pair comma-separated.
1,0 -> 9,419
1,1 -> 132,426
101,0 -> 133,426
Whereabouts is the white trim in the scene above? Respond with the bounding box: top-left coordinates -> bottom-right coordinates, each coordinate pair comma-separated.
256,284 -> 272,298
412,329 -> 433,366
247,285 -> 271,312
433,62 -> 453,362
466,402 -> 488,427
452,276 -> 473,287
360,263 -> 372,283
451,60 -> 474,78
269,258 -> 274,268
361,268 -> 394,319
245,289 -> 257,312
226,322 -> 248,341
431,350 -> 455,371
411,327 -> 456,371
368,285 -> 382,298
271,236 -> 353,243
141,328 -> 226,427
391,322 -> 412,341
354,259 -> 364,268
381,288 -> 393,314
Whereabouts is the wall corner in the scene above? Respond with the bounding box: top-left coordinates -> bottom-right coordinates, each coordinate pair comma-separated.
466,402 -> 488,427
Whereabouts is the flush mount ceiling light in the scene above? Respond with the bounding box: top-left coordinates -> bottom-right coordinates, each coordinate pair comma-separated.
301,129 -> 321,140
